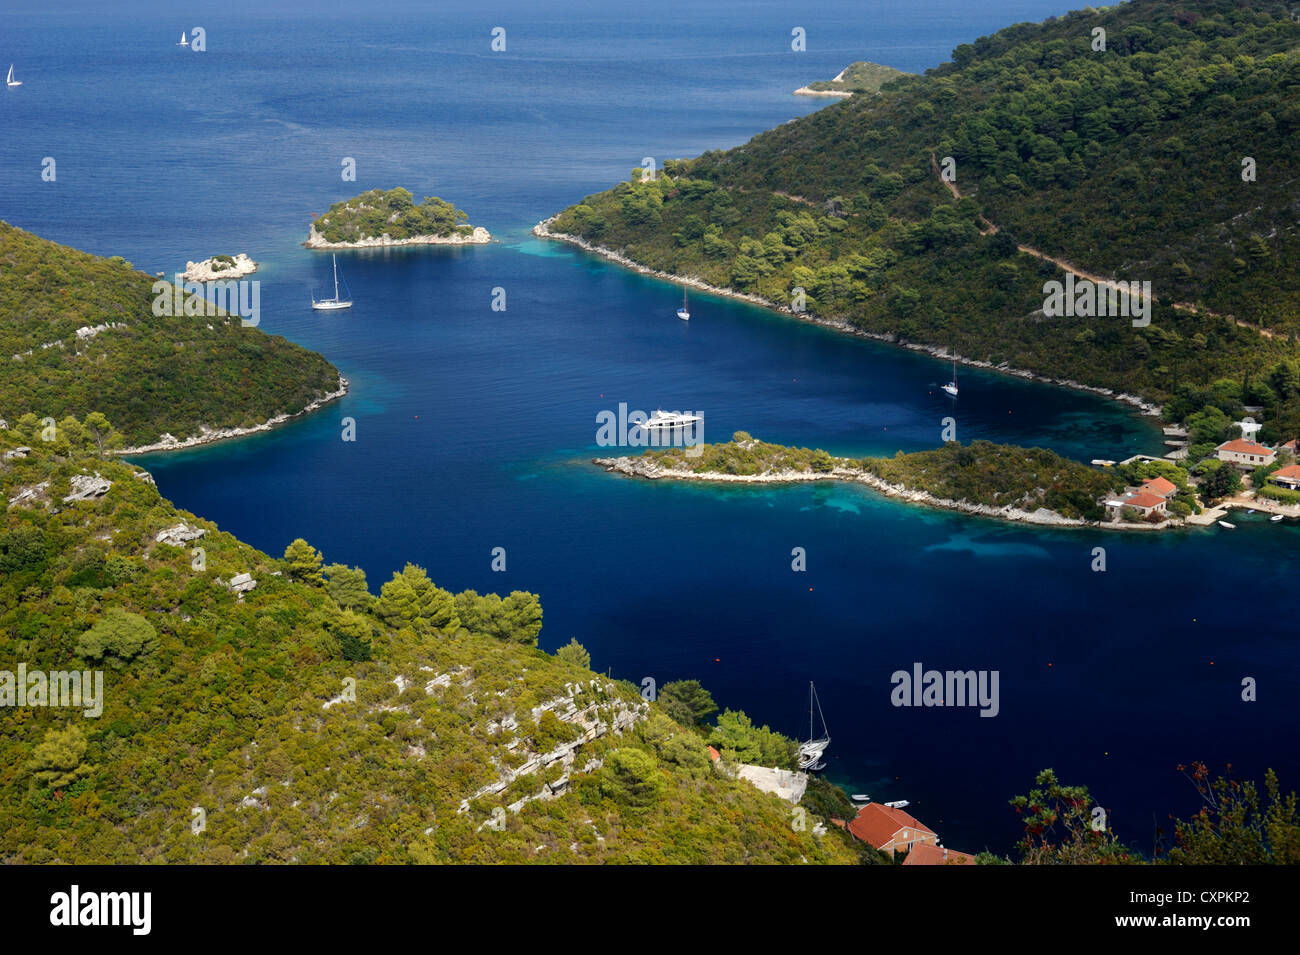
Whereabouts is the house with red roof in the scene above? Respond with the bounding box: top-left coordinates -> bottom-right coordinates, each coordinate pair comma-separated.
1217,438 -> 1276,469
902,842 -> 976,866
1138,475 -> 1178,499
844,801 -> 973,865
1269,464 -> 1300,491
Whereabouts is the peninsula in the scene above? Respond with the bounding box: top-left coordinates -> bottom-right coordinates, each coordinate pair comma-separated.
793,60 -> 905,97
597,434 -> 1130,527
306,187 -> 491,248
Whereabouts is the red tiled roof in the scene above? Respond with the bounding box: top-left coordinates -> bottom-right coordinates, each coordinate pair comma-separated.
1218,439 -> 1274,455
1124,491 -> 1166,509
1271,465 -> 1300,482
902,842 -> 976,866
707,746 -> 720,762
847,802 -> 936,849
1140,476 -> 1177,497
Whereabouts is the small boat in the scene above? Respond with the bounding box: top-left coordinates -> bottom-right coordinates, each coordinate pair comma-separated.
884,800 -> 910,809
1247,509 -> 1256,514
637,410 -> 702,432
1271,514 -> 1284,522
851,794 -> 871,803
1218,520 -> 1236,529
6,65 -> 21,88
177,32 -> 189,47
676,287 -> 690,321
798,681 -> 830,772
311,254 -> 353,311
941,360 -> 958,397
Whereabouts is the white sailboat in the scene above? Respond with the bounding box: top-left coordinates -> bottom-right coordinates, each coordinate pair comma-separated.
177,32 -> 189,47
798,681 -> 830,772
676,287 -> 690,321
941,360 -> 958,397
6,65 -> 21,88
311,254 -> 352,311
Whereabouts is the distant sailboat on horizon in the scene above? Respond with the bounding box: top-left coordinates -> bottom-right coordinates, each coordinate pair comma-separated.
311,254 -> 352,311
676,286 -> 690,321
177,32 -> 189,47
6,65 -> 21,88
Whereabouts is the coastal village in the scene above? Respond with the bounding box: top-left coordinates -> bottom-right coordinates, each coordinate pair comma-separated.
1098,409 -> 1300,528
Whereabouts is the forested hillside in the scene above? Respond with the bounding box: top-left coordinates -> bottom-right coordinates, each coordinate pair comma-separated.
0,223 -> 342,446
547,0 -> 1300,440
0,426 -> 863,863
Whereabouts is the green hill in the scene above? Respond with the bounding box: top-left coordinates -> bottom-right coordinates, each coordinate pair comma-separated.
545,0 -> 1300,442
0,222 -> 342,447
0,427 -> 865,863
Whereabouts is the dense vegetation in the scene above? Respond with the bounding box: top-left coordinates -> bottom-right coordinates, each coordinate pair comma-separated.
633,432 -> 1127,521
0,223 -> 341,447
804,60 -> 906,94
312,188 -> 476,243
548,0 -> 1300,440
0,427 -> 866,863
999,764 -> 1299,864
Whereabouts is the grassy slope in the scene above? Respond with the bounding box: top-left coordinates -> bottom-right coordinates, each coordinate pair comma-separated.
0,434 -> 861,864
0,222 -> 341,446
548,0 -> 1300,436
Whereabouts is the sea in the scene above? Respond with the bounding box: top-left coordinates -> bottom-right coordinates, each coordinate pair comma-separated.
2,0 -> 1296,857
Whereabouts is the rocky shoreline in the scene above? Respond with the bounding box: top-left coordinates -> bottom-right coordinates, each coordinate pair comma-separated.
117,376 -> 350,455
593,454 -> 1171,532
305,223 -> 491,249
793,86 -> 853,97
181,253 -> 258,282
533,217 -> 1163,419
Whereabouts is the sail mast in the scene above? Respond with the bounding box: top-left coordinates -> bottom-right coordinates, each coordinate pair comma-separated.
333,255 -> 340,300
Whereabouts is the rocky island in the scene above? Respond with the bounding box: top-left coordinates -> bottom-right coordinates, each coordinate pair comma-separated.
306,187 -> 491,248
181,252 -> 258,282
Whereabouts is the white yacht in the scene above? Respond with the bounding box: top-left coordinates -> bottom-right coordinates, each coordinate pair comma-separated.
311,254 -> 353,311
637,410 -> 702,431
676,287 -> 690,321
177,32 -> 188,47
6,65 -> 21,88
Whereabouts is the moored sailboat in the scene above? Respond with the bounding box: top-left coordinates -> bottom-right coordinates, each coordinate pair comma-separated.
941,359 -> 958,397
311,254 -> 353,311
676,286 -> 690,321
798,681 -> 830,771
6,65 -> 21,88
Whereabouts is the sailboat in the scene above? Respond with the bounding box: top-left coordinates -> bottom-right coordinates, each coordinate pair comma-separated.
6,65 -> 21,88
676,286 -> 690,321
798,681 -> 830,772
941,359 -> 958,397
311,254 -> 352,311
177,32 -> 189,47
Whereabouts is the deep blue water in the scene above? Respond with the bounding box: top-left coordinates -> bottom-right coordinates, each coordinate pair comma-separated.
3,0 -> 1297,857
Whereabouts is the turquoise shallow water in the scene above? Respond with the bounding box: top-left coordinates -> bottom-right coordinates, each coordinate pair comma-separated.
4,0 -> 1296,855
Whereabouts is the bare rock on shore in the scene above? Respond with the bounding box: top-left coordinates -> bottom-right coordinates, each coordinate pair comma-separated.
305,223 -> 491,249
182,253 -> 258,283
